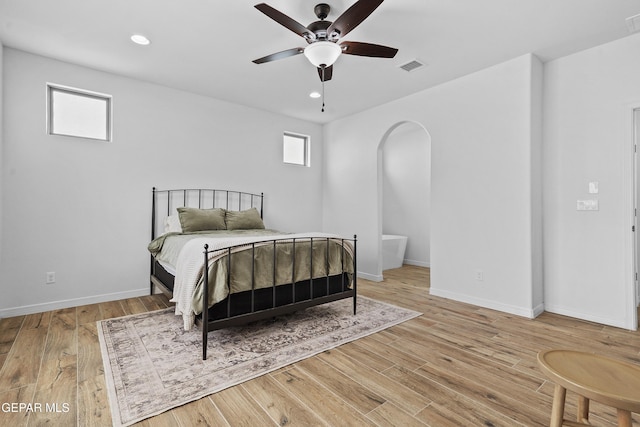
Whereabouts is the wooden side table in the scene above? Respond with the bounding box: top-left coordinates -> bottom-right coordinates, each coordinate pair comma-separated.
537,349 -> 640,427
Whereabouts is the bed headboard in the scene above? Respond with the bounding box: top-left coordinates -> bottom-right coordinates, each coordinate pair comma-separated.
151,188 -> 264,240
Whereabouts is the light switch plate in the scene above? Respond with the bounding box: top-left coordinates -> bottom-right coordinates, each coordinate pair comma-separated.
588,182 -> 599,194
577,199 -> 599,211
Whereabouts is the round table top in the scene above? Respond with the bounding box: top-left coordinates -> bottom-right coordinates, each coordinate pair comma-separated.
537,349 -> 640,412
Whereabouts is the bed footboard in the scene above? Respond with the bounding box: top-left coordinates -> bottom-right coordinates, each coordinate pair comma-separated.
200,235 -> 357,360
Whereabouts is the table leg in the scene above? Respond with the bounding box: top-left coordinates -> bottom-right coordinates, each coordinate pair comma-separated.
577,395 -> 589,423
550,384 -> 566,427
617,409 -> 632,427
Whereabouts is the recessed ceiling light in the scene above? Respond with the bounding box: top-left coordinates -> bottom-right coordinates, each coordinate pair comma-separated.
309,91 -> 321,99
131,34 -> 151,46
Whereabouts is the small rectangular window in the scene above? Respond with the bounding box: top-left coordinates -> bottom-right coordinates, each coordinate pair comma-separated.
47,84 -> 112,141
283,132 -> 309,166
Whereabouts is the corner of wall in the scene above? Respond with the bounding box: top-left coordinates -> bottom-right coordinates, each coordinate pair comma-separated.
529,53 -> 544,310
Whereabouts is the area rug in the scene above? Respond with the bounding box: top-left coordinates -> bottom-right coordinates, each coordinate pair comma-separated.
98,296 -> 421,426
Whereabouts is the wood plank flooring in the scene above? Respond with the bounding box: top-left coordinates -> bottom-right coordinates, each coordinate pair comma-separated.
1,265 -> 640,426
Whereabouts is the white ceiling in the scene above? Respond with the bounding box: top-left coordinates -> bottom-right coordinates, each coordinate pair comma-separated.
0,0 -> 638,124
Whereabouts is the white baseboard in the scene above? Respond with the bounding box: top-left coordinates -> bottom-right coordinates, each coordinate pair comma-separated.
0,288 -> 149,319
544,303 -> 631,330
403,259 -> 430,268
357,271 -> 383,282
429,287 -> 541,319
532,303 -> 545,318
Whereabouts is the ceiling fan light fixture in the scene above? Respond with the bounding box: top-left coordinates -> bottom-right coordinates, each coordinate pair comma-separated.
304,41 -> 341,68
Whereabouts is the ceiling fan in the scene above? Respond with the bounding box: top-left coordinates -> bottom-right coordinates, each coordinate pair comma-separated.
252,0 -> 398,83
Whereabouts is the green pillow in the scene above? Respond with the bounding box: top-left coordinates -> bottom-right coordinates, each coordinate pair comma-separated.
225,208 -> 265,230
177,207 -> 227,232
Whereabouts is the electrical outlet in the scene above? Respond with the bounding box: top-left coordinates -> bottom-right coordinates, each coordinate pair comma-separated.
475,270 -> 483,281
46,272 -> 56,284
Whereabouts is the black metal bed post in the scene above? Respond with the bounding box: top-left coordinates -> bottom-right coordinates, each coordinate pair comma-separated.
150,187 -> 157,295
273,240 -> 277,307
353,235 -> 357,315
292,238 -> 296,302
341,238 -> 345,292
151,188 -> 157,240
250,244 -> 256,313
325,238 -> 330,295
226,248 -> 232,318
260,193 -> 264,219
309,238 -> 314,299
202,244 -> 209,360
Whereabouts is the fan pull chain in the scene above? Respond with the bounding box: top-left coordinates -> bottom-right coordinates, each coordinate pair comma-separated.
321,67 -> 325,113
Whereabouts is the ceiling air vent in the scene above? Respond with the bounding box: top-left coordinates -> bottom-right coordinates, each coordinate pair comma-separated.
399,59 -> 425,72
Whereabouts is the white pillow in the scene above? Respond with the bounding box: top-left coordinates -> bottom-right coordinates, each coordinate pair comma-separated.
164,214 -> 183,234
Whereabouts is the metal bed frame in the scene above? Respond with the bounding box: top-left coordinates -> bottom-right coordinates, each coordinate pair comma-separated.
150,188 -> 357,360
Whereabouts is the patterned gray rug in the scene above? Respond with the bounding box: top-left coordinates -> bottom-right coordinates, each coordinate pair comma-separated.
98,296 -> 421,426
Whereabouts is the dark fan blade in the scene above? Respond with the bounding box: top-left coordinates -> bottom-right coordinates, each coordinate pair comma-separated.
340,41 -> 398,58
255,3 -> 314,40
253,47 -> 304,64
317,65 -> 333,81
326,0 -> 384,39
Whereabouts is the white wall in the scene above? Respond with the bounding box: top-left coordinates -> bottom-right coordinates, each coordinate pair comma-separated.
323,54 -> 543,317
0,48 -> 324,316
543,33 -> 640,329
0,42 -> 3,268
637,109 -> 640,305
381,123 -> 430,266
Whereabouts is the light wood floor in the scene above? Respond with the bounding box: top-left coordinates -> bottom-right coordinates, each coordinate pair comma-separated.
1,265 -> 640,426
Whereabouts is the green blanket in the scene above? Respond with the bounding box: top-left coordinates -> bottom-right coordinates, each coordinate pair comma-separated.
148,229 -> 284,266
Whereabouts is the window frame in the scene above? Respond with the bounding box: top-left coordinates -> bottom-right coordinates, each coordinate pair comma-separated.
283,131 -> 310,167
46,83 -> 113,142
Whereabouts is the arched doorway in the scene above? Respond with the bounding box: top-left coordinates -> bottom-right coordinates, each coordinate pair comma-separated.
377,121 -> 432,279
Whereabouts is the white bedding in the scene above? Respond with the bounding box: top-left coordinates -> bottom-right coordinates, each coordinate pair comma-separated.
158,260 -> 176,276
